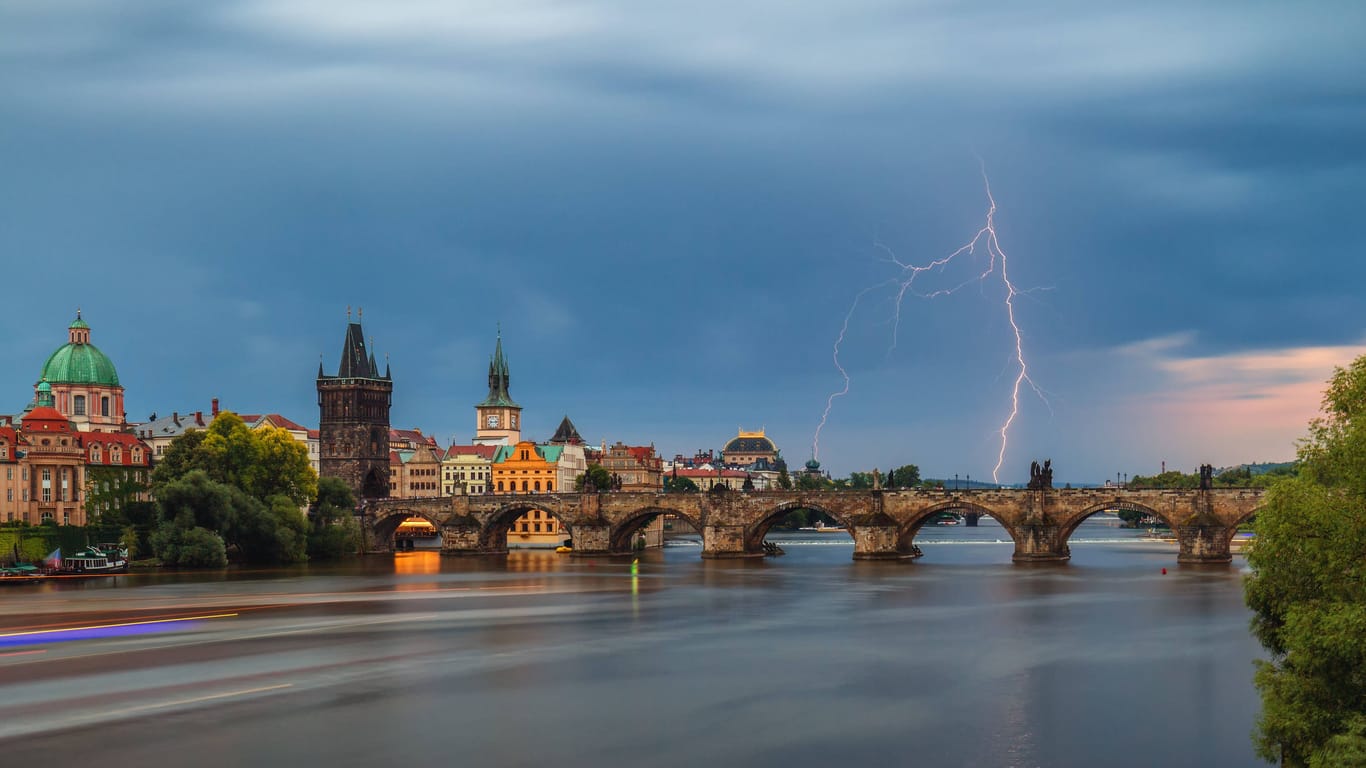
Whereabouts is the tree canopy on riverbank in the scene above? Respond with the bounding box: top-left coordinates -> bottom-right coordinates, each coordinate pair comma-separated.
1245,356 -> 1366,766
148,411 -> 325,566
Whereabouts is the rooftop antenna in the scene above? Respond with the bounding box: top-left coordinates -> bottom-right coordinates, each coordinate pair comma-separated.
358,306 -> 363,320
347,305 -> 351,319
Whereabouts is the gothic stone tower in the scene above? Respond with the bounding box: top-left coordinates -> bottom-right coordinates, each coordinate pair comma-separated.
317,316 -> 393,500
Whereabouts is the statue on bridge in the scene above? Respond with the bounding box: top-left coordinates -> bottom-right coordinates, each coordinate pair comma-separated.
1198,463 -> 1214,490
1028,459 -> 1054,490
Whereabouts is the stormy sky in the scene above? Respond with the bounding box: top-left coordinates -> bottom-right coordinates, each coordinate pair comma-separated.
3,1 -> 1364,483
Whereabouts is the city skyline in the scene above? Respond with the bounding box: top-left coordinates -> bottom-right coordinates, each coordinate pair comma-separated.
4,2 -> 1364,482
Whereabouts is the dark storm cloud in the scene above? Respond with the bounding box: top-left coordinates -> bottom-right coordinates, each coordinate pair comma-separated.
2,0 -> 1363,479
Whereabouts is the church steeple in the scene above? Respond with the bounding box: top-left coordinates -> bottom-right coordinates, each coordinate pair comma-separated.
473,327 -> 522,445
479,327 -> 517,407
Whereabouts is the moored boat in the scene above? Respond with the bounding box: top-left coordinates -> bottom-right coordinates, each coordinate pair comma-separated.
0,564 -> 46,584
59,546 -> 128,574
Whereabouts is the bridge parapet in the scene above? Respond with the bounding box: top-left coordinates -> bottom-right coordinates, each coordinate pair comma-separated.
360,486 -> 1265,564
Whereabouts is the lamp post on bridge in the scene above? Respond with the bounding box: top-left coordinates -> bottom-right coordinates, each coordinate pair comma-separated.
955,473 -> 959,491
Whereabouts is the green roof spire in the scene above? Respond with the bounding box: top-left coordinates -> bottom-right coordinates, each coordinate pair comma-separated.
479,327 -> 519,408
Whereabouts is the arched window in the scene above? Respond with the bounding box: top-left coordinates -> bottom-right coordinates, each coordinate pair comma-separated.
521,480 -> 528,492
547,481 -> 554,492
534,480 -> 541,492
497,481 -> 504,492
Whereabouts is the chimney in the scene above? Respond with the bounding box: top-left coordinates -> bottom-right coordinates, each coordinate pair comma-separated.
195,411 -> 204,426
172,412 -> 180,426
211,398 -> 219,417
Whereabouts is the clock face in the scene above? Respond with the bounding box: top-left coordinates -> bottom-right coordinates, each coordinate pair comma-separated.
510,414 -> 518,428
485,414 -> 500,428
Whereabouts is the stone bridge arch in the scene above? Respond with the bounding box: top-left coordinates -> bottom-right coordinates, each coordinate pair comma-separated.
1057,500 -> 1175,545
1225,504 -> 1263,545
609,506 -> 702,552
897,501 -> 1019,557
479,500 -> 573,551
745,500 -> 854,551
370,506 -> 446,549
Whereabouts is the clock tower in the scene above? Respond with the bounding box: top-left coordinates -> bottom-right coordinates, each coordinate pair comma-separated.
473,330 -> 522,445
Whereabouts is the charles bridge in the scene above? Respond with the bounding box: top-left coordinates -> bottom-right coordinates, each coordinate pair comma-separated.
362,486 -> 1264,564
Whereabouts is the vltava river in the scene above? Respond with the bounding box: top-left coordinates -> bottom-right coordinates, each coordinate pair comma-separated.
0,517 -> 1263,767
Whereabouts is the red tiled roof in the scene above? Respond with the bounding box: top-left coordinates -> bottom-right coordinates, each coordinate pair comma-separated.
81,432 -> 152,466
0,426 -> 17,462
389,450 -> 402,463
255,414 -> 310,432
22,406 -> 73,430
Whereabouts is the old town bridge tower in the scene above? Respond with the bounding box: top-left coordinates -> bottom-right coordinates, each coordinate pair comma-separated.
317,313 -> 392,500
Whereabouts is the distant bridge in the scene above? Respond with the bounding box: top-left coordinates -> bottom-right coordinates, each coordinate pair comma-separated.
362,487 -> 1263,564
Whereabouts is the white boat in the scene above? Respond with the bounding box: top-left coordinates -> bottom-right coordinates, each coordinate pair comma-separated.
60,546 -> 128,574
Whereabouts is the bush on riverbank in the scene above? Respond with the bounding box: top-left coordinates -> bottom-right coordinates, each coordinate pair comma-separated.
150,523 -> 228,568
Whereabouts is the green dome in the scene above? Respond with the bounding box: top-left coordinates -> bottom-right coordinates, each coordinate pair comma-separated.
39,342 -> 120,386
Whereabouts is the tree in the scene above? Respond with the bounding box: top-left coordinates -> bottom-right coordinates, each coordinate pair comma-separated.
157,470 -> 234,532
664,475 -> 699,493
776,465 -> 793,490
1245,355 -> 1366,766
152,412 -> 317,507
309,478 -> 360,560
892,464 -> 921,487
847,472 -> 874,489
252,426 -> 317,506
575,464 -> 612,491
151,523 -> 227,568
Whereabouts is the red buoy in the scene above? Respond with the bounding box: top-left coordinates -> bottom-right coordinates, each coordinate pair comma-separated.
1161,567 -> 1167,575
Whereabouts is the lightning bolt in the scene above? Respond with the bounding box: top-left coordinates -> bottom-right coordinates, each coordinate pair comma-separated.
813,164 -> 1048,484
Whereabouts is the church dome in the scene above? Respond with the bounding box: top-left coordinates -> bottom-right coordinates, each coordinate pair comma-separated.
724,430 -> 776,454
38,314 -> 121,387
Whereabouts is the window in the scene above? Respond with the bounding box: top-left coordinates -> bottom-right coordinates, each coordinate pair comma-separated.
520,523 -> 528,532
73,395 -> 86,416
521,481 -> 528,492
534,522 -> 542,532
101,397 -> 110,417
547,481 -> 554,492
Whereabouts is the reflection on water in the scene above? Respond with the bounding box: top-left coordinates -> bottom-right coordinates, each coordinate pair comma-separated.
0,518 -> 1264,767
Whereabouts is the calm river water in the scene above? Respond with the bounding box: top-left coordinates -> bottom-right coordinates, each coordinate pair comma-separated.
0,517 -> 1264,767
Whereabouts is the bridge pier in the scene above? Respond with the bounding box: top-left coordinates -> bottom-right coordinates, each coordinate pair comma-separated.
1175,525 -> 1233,564
851,524 -> 908,560
964,513 -> 980,527
701,525 -> 762,558
1010,524 -> 1070,563
568,523 -> 616,557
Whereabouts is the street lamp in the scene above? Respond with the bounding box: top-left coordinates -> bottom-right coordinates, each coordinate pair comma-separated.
955,473 -> 959,491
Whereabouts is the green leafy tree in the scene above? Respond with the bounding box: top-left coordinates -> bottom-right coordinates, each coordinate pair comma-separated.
776,466 -> 792,490
150,429 -> 208,487
795,473 -> 828,491
150,523 -> 228,568
153,412 -> 317,507
1245,356 -> 1366,766
575,464 -> 612,491
892,464 -> 921,487
157,470 -> 234,531
848,472 -> 875,490
308,478 -> 360,560
252,426 -> 318,506
663,475 -> 699,493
